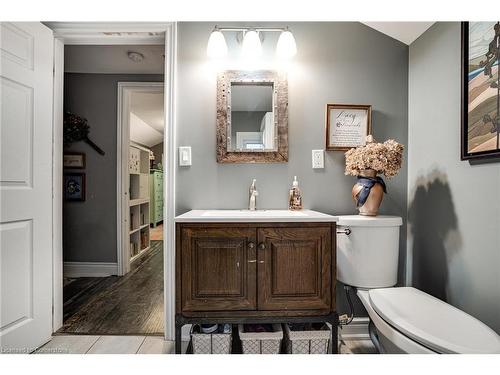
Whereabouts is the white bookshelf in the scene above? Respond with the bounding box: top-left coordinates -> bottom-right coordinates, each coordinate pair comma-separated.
128,144 -> 151,263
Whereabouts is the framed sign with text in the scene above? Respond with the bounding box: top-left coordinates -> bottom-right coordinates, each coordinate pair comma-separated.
63,152 -> 86,169
325,104 -> 372,151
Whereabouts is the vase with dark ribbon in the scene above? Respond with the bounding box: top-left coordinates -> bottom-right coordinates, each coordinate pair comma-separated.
352,169 -> 387,216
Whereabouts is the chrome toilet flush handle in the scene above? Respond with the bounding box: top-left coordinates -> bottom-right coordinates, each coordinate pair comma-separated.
337,227 -> 352,236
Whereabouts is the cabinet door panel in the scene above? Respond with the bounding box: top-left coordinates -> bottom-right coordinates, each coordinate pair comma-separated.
258,226 -> 331,311
181,227 -> 256,311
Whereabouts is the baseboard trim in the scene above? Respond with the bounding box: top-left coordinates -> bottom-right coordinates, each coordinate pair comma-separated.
339,317 -> 370,340
63,262 -> 118,278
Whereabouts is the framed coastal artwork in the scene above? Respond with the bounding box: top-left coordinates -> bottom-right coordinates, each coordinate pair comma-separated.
326,104 -> 372,151
461,22 -> 500,160
64,173 -> 86,201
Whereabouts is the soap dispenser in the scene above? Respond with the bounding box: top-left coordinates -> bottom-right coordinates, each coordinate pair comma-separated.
288,176 -> 303,210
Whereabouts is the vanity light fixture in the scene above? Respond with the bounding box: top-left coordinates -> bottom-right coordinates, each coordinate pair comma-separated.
206,26 -> 297,59
241,30 -> 262,58
276,29 -> 297,58
207,27 -> 228,58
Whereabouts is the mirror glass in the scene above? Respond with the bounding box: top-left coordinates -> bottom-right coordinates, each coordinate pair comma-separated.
229,83 -> 275,152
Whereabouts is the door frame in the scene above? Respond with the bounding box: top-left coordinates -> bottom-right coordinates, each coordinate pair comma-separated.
117,82 -> 164,276
50,22 -> 177,340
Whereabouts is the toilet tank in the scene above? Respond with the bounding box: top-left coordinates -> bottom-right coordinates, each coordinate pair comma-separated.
337,215 -> 403,289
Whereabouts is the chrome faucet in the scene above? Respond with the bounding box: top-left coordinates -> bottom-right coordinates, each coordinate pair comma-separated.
248,179 -> 259,211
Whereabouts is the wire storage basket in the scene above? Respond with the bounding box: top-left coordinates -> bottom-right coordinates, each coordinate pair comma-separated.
190,324 -> 232,354
283,323 -> 331,354
238,324 -> 283,354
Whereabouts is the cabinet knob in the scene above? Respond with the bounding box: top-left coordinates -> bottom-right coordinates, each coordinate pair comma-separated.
248,242 -> 255,249
258,243 -> 266,251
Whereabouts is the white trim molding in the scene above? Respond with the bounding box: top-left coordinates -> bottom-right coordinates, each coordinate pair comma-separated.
116,82 -> 164,277
63,262 -> 119,278
163,22 -> 178,342
43,22 -> 166,45
338,317 -> 370,340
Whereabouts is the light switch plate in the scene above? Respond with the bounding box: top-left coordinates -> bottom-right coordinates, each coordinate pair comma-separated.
178,146 -> 192,166
312,149 -> 324,169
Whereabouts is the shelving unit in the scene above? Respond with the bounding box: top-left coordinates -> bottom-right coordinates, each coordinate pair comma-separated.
128,144 -> 151,263
149,169 -> 164,227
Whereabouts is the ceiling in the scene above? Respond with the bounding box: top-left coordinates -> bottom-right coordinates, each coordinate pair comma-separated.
130,91 -> 164,147
362,22 -> 435,45
130,92 -> 164,133
64,44 -> 165,74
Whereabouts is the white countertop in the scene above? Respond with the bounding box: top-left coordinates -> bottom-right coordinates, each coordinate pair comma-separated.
175,209 -> 338,223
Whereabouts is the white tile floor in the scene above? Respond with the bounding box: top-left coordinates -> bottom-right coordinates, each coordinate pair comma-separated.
35,335 -> 376,354
339,338 -> 378,354
36,335 -> 100,354
35,336 -> 178,354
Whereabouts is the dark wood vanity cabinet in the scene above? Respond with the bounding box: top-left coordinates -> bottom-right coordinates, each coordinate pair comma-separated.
180,226 -> 257,312
175,222 -> 337,353
257,226 -> 332,311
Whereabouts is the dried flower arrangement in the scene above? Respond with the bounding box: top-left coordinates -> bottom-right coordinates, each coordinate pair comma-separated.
344,135 -> 404,178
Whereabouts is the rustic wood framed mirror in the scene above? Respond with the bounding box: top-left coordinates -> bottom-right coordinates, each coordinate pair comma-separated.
216,70 -> 288,163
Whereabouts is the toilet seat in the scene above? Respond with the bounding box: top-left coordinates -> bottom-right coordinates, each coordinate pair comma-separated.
368,287 -> 500,354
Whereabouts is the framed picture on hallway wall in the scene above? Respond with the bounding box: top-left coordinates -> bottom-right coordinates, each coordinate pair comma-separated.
325,104 -> 372,151
64,173 -> 86,201
461,21 -> 500,160
63,152 -> 86,168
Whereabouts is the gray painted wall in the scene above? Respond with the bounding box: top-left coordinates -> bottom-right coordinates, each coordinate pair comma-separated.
176,22 -> 409,315
63,73 -> 163,263
408,22 -> 500,333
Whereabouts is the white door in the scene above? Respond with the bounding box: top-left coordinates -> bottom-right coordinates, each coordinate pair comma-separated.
0,22 -> 54,353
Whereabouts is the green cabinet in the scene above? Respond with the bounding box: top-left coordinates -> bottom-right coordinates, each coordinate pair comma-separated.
149,169 -> 163,227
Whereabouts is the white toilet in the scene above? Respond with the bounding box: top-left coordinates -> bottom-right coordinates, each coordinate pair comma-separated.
337,215 -> 500,354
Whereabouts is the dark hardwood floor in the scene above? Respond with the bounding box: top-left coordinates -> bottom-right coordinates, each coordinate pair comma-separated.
59,240 -> 164,335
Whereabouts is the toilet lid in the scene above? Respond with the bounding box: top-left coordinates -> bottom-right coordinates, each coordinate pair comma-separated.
369,287 -> 500,354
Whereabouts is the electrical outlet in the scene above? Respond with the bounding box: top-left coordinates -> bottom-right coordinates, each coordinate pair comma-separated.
312,149 -> 324,169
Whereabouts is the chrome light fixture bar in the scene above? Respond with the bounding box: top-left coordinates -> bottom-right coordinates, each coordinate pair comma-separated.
215,27 -> 290,33
206,26 -> 297,59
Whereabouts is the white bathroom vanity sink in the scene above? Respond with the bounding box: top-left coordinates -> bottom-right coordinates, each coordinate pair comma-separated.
175,209 -> 338,223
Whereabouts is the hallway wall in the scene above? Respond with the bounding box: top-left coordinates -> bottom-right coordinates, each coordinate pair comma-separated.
63,73 -> 163,264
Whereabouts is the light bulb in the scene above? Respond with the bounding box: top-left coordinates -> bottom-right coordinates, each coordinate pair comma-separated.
276,30 -> 297,58
242,30 -> 262,58
207,30 -> 228,58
